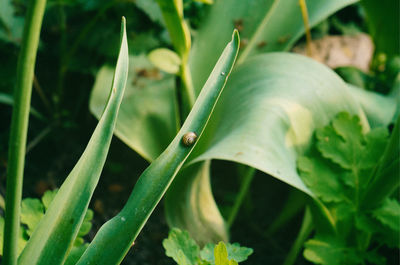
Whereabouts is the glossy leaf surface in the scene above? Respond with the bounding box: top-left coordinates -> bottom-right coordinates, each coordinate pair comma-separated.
17,18 -> 129,265
189,53 -> 395,194
76,30 -> 240,265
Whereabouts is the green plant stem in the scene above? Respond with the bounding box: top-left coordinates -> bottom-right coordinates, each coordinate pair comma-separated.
180,61 -> 196,115
3,0 -> 47,264
282,207 -> 313,265
299,0 -> 313,57
156,0 -> 196,118
227,166 -> 256,228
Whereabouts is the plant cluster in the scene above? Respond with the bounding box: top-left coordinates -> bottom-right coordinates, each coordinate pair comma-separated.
0,0 -> 398,264
297,112 -> 399,264
163,228 -> 253,265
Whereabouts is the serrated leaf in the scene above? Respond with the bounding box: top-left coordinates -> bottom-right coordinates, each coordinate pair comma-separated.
200,243 -> 215,263
201,242 -> 253,264
148,48 -> 182,74
373,198 -> 400,231
225,243 -> 253,262
316,112 -> 364,171
316,112 -> 389,189
297,155 -> 343,203
20,198 -> 44,236
163,228 -> 200,265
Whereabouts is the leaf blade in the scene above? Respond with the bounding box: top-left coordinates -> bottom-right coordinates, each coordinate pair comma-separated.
17,17 -> 129,265
76,30 -> 240,265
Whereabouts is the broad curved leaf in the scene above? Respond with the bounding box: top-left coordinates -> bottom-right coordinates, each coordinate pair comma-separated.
17,18 -> 129,265
166,53 -> 395,243
189,0 -> 359,93
165,161 -> 228,245
189,53 -> 395,194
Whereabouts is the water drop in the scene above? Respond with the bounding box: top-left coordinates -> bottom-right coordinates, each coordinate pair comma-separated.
121,217 -> 126,222
221,72 -> 226,76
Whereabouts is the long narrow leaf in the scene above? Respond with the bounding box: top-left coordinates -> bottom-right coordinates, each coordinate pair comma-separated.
17,17 -> 129,265
76,30 -> 240,265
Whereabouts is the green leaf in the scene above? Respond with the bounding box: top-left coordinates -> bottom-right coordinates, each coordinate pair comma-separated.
156,0 -> 191,58
20,198 -> 44,236
163,228 -> 200,265
297,155 -> 343,203
77,209 -> 94,237
64,243 -> 88,265
17,17 -> 129,265
303,235 -> 360,265
189,0 -> 358,94
165,161 -> 228,246
361,0 -> 400,57
316,112 -> 365,170
75,30 -> 240,265
316,112 -> 389,186
190,54 -> 392,194
90,54 -> 177,162
214,242 -> 229,265
0,0 -> 25,43
41,189 -> 58,210
148,48 -> 182,74
373,198 -> 400,231
169,54 -> 395,242
201,242 -> 253,264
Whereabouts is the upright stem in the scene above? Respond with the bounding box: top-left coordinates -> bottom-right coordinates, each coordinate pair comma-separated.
227,166 -> 256,228
180,61 -> 196,118
3,0 -> 47,264
299,0 -> 313,57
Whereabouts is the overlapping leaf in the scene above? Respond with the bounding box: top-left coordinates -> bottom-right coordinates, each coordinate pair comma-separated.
17,18 -> 129,265
90,54 -> 177,162
189,53 -> 394,194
